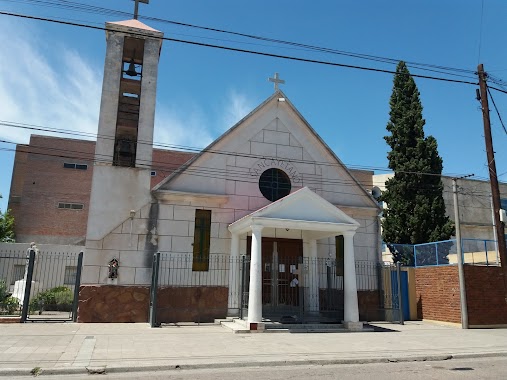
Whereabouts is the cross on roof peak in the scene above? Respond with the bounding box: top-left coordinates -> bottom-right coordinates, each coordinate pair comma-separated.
268,72 -> 285,92
132,0 -> 149,20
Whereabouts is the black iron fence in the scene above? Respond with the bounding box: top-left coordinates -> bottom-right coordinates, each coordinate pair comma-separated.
149,253 -> 401,326
0,249 -> 26,317
152,253 -> 240,325
0,246 -> 83,322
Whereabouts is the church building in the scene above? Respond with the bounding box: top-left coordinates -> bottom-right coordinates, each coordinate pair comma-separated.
78,13 -> 382,330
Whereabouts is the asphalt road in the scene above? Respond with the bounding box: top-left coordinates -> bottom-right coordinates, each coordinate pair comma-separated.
16,356 -> 507,379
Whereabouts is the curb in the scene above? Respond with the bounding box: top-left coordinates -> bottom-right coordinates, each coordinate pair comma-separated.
2,352 -> 507,377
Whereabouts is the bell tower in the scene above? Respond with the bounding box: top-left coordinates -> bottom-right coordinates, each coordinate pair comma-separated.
86,17 -> 163,242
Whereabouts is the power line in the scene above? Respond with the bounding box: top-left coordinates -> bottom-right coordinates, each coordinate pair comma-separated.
0,120 -> 473,179
0,11 -> 479,87
0,143 -> 391,197
489,85 -> 507,96
0,139 -> 495,203
1,0 -> 478,78
487,87 -> 507,135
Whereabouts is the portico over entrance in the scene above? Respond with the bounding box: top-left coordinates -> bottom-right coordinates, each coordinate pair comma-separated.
228,187 -> 362,330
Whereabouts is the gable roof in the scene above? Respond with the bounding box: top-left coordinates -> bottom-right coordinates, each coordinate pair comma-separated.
153,90 -> 378,209
229,187 -> 360,237
153,90 -> 283,191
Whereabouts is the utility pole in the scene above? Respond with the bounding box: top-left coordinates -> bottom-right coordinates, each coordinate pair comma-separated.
477,64 -> 507,298
452,177 -> 471,329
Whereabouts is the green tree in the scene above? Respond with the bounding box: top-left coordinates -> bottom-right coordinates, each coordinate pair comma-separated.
0,195 -> 15,242
381,62 -> 453,264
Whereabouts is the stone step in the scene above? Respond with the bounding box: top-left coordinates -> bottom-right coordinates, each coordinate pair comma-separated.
288,328 -> 349,333
214,317 -> 236,324
231,318 -> 248,328
219,321 -> 250,334
264,323 -> 344,330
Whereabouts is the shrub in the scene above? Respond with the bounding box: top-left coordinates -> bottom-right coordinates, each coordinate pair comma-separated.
0,280 -> 20,315
0,280 -> 8,301
30,286 -> 73,313
2,296 -> 20,315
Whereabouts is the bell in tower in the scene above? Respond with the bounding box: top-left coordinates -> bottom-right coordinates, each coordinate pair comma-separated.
86,16 -> 163,241
113,37 -> 145,167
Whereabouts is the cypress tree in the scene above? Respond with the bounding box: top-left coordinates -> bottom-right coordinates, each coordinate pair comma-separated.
381,62 -> 454,264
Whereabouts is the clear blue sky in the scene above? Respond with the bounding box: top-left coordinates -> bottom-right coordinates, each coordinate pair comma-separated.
1,0 -> 507,212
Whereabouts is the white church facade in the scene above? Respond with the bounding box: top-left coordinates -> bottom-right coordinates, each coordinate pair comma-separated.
78,16 -> 382,330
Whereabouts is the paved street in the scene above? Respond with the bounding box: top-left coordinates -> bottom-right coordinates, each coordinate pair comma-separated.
10,357 -> 507,380
0,321 -> 507,377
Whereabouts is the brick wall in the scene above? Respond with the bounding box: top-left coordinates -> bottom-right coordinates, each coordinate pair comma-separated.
10,135 -> 95,245
349,169 -> 374,189
8,135 -> 196,245
465,265 -> 507,326
415,265 -> 507,326
415,266 -> 461,323
151,149 -> 194,188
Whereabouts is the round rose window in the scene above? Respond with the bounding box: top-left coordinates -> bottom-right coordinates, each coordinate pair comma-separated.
258,168 -> 291,202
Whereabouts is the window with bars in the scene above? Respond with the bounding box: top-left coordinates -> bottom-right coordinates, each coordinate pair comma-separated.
64,266 -> 77,285
192,209 -> 211,271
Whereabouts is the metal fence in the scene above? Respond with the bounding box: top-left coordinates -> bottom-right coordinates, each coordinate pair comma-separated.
460,239 -> 499,266
239,257 -> 385,323
157,253 -> 232,287
149,253 -> 398,326
0,249 -> 26,316
153,253 -> 239,325
0,246 -> 83,321
414,240 -> 456,267
387,238 -> 503,267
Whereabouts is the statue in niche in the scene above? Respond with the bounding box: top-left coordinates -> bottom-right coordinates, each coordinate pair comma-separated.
108,258 -> 119,279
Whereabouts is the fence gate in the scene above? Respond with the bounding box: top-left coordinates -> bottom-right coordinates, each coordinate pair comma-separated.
0,248 -> 83,322
240,256 -> 346,324
239,257 -> 387,324
378,262 -> 408,323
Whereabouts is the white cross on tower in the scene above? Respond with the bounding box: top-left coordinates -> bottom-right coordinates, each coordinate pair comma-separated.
132,0 -> 149,20
268,72 -> 285,91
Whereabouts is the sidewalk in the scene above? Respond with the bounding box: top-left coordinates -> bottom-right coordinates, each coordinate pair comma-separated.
1,321 -> 507,376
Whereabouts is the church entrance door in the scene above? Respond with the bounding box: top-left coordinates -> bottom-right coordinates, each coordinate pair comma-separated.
246,237 -> 304,320
260,238 -> 303,319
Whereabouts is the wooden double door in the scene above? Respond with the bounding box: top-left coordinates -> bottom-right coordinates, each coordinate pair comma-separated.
248,237 -> 303,307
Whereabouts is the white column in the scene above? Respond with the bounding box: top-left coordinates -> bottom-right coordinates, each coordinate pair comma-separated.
308,239 -> 319,313
227,233 -> 241,316
248,225 -> 263,324
343,231 -> 362,330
